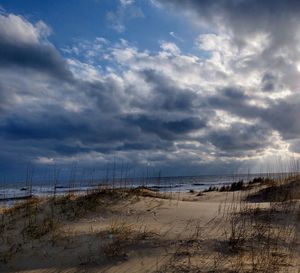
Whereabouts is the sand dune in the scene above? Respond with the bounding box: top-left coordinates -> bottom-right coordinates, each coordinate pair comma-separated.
0,182 -> 299,273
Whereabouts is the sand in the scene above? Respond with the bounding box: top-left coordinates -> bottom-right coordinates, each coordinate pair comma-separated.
0,186 -> 299,273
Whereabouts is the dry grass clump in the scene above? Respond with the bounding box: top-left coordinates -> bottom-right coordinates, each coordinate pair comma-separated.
0,199 -> 44,264
54,188 -> 137,220
100,220 -> 158,260
76,219 -> 159,266
246,179 -> 300,202
0,243 -> 22,264
108,219 -> 133,236
54,193 -> 102,220
0,188 -> 131,265
0,198 -> 42,240
219,185 -> 299,272
128,187 -> 171,200
203,177 -> 277,193
0,198 -> 59,264
1,197 -> 41,220
21,216 -> 58,240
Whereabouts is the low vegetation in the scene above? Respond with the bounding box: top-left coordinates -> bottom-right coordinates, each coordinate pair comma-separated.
156,176 -> 299,273
0,176 -> 299,272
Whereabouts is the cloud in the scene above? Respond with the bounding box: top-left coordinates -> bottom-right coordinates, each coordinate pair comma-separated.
169,31 -> 184,42
0,13 -> 71,80
124,114 -> 206,141
120,0 -> 135,6
106,1 -> 144,32
1,5 -> 300,179
0,13 -> 50,44
205,123 -> 273,156
160,42 -> 181,56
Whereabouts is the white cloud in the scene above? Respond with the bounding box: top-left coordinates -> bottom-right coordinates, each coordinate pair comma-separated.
169,31 -> 184,42
0,13 -> 51,44
120,0 -> 135,6
160,42 -> 181,56
106,0 -> 144,33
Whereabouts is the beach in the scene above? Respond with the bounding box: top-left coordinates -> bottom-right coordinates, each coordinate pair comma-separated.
0,178 -> 299,272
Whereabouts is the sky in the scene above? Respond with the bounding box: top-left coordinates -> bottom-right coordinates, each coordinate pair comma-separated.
0,0 -> 300,180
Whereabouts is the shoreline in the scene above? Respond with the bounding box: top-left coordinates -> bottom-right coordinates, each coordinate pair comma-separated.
0,174 -> 282,204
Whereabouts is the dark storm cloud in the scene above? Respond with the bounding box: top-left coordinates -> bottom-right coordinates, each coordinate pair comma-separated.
288,139 -> 300,154
52,143 -> 91,156
263,96 -> 300,140
206,87 -> 259,120
158,0 -> 300,32
0,14 -> 72,80
117,139 -> 175,152
0,113 -> 89,141
0,109 -> 143,146
208,87 -> 248,107
261,73 -> 277,92
138,69 -> 197,112
0,80 -> 10,112
84,80 -> 124,113
124,114 -> 206,140
205,123 -> 272,156
203,86 -> 300,144
0,41 -> 72,80
206,88 -> 300,144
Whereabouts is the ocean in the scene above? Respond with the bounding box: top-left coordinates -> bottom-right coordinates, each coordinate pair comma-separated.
0,172 -> 289,205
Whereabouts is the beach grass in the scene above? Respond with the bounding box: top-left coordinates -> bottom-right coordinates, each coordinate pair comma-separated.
0,175 -> 299,272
